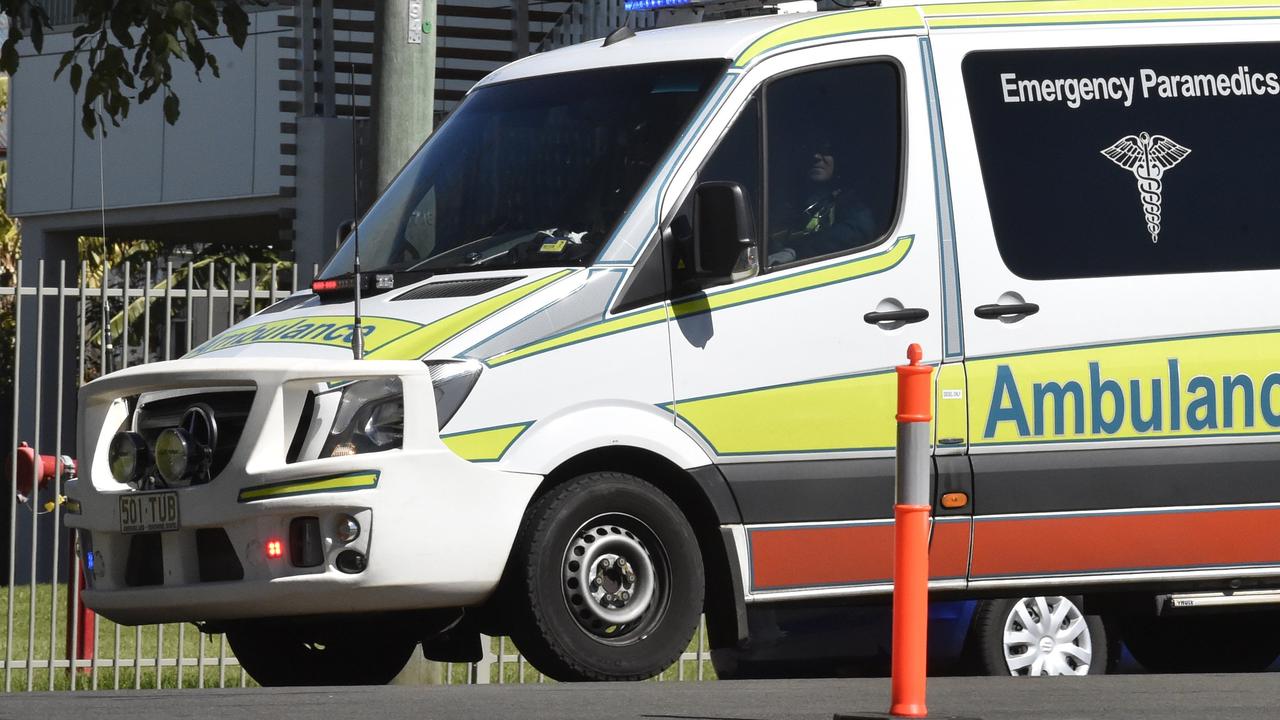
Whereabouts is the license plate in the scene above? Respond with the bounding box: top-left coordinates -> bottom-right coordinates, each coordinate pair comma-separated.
119,492 -> 180,534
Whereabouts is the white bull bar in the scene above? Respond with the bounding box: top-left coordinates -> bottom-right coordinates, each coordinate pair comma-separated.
66,358 -> 542,625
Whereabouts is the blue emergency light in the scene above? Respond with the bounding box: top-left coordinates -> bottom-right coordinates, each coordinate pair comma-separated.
623,0 -> 693,11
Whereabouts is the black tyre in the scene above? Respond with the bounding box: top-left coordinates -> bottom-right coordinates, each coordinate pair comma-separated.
973,596 -> 1113,676
506,472 -> 704,681
226,618 -> 418,686
1122,612 -> 1280,673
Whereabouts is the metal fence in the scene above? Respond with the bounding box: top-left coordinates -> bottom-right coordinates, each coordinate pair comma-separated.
0,257 -> 714,690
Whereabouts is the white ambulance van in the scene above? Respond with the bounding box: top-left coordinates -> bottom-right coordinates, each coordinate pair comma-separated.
68,0 -> 1280,684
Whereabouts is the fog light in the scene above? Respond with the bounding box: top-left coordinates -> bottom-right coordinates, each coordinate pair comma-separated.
108,432 -> 149,485
335,514 -> 360,543
154,428 -> 197,485
265,538 -> 284,559
336,549 -> 366,574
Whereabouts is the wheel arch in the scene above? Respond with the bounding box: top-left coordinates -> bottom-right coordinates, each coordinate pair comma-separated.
533,445 -> 749,652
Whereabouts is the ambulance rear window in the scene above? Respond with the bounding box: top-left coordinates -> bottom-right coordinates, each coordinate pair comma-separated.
962,43 -> 1280,280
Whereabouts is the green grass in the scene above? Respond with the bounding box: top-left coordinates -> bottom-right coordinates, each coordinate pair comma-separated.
0,583 -> 251,691
2,584 -> 716,690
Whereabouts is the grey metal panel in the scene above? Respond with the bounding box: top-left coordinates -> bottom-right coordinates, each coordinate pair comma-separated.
161,35 -> 258,202
971,442 -> 1280,516
71,83 -> 165,210
8,52 -> 76,215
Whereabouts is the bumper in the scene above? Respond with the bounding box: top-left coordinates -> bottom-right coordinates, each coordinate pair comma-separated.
67,358 -> 541,625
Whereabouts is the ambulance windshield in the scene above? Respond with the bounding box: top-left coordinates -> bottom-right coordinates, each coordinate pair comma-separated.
320,60 -> 725,278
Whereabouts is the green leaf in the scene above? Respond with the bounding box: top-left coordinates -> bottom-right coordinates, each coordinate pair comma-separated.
0,41 -> 18,75
29,11 -> 45,53
164,33 -> 185,59
206,53 -> 220,79
163,93 -> 180,125
193,1 -> 219,35
81,105 -> 97,138
222,2 -> 249,46
109,11 -> 135,49
70,63 -> 83,94
54,49 -> 75,80
189,39 -> 206,74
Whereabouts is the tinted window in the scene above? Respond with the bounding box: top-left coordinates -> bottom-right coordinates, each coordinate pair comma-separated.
764,62 -> 902,268
701,97 -> 762,240
321,61 -> 725,277
964,44 -> 1280,280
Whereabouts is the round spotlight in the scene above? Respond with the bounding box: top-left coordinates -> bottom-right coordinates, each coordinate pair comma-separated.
108,432 -> 149,486
154,428 -> 197,486
335,514 -> 360,543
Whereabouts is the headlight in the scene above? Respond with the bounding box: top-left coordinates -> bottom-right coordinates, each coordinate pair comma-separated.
154,427 -> 199,485
108,431 -> 149,486
426,360 -> 482,430
323,378 -> 404,457
291,361 -> 482,461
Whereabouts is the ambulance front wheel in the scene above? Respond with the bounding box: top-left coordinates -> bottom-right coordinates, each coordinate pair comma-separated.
506,471 -> 704,681
226,618 -> 418,686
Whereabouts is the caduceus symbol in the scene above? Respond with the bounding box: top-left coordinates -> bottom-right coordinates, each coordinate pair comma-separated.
1101,132 -> 1191,243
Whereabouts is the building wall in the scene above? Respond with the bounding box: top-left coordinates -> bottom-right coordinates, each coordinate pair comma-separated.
7,10 -> 290,217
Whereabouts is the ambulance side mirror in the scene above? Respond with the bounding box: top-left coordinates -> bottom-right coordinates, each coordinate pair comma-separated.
693,181 -> 758,283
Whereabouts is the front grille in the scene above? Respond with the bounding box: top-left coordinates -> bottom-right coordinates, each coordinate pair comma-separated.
393,276 -> 522,300
135,389 -> 256,483
197,529 -> 244,582
125,533 -> 164,587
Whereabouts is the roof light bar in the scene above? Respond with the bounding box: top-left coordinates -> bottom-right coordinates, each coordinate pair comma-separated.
311,273 -> 395,295
623,0 -> 692,10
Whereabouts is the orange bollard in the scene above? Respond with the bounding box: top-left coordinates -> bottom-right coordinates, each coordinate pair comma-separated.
836,345 -> 975,720
890,343 -> 933,718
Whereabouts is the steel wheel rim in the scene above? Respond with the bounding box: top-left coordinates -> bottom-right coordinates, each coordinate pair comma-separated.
561,512 -> 670,646
1001,596 -> 1093,676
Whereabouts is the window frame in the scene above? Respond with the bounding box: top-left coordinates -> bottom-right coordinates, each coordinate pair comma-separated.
655,54 -> 911,290
758,55 -> 910,274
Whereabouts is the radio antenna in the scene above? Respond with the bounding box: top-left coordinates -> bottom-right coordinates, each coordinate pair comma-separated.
349,49 -> 364,360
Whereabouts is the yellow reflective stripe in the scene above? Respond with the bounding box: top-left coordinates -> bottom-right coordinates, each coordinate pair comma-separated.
735,6 -> 925,68
237,472 -> 379,502
368,270 -> 575,360
928,6 -> 1280,27
674,370 -> 900,455
489,236 -> 912,367
923,0 -> 1280,17
187,315 -> 425,357
734,1 -> 1280,69
676,235 -> 912,315
970,330 -> 1280,446
440,423 -> 530,462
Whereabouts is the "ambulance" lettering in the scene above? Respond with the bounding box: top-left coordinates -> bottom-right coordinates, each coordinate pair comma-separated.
984,359 -> 1280,439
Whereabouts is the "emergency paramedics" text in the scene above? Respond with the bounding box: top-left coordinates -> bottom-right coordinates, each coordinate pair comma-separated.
999,66 -> 1280,108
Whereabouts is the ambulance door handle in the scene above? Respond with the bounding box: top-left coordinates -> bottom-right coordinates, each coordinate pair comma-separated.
863,308 -> 930,325
974,302 -> 1039,319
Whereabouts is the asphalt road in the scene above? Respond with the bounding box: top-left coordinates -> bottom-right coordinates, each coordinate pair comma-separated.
0,674 -> 1275,720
